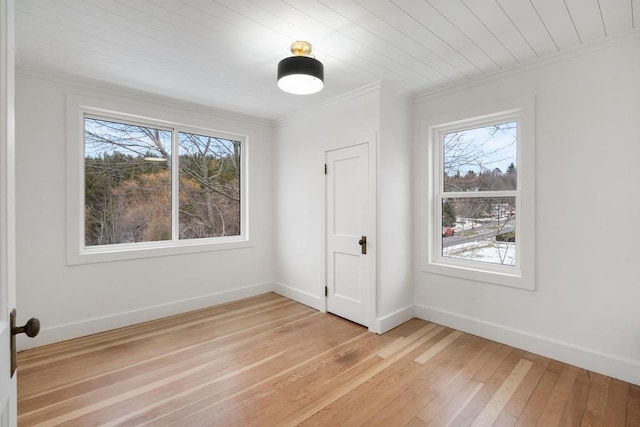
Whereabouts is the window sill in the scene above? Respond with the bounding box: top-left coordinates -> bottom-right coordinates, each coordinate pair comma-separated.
67,238 -> 253,266
422,261 -> 534,291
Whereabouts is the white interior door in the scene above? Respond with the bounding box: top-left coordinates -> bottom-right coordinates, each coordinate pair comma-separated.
0,0 -> 16,425
326,142 -> 373,327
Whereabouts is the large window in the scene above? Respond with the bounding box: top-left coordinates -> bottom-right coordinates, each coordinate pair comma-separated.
67,97 -> 248,264
84,117 -> 241,246
424,100 -> 535,290
440,121 -> 517,266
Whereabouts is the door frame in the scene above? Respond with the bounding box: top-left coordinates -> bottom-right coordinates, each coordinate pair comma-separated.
0,0 -> 17,425
323,132 -> 378,333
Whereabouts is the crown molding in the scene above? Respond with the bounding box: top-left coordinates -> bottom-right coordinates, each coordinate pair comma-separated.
275,81 -> 383,125
16,67 -> 273,127
415,30 -> 640,104
275,79 -> 416,126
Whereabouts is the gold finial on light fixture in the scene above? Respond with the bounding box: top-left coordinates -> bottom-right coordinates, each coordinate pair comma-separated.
290,40 -> 313,57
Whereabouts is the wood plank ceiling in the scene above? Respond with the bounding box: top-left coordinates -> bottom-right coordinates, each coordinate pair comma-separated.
15,0 -> 639,120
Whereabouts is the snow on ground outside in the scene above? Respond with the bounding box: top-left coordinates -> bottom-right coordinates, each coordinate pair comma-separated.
443,240 -> 516,266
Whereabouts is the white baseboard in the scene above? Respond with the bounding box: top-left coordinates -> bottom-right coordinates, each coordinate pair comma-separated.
415,304 -> 640,386
374,305 -> 415,334
272,283 -> 414,334
272,282 -> 323,312
18,282 -> 275,351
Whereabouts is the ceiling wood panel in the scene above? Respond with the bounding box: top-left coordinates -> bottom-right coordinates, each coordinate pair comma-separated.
284,0 -> 442,89
564,0 -> 608,43
379,0 -> 494,78
14,0 -> 639,120
598,0 -> 635,36
419,0 -> 518,70
529,0 -> 582,50
36,1 -> 229,77
459,0 -> 539,64
495,0 -> 560,56
315,0 -> 450,87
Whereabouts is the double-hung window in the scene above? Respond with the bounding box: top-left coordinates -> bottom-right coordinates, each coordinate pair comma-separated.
67,97 -> 249,264
425,98 -> 535,289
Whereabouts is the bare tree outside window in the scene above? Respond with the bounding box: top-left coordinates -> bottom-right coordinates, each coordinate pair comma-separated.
443,122 -> 517,192
439,121 -> 518,266
84,117 -> 241,247
178,132 -> 240,239
84,118 -> 172,246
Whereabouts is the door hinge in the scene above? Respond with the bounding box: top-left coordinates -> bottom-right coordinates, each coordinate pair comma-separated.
325,285 -> 328,297
324,163 -> 327,175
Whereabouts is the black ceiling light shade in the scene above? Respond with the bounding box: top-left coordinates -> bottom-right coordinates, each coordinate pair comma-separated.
277,41 -> 324,95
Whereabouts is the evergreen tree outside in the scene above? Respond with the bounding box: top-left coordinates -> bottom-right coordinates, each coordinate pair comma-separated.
442,200 -> 457,227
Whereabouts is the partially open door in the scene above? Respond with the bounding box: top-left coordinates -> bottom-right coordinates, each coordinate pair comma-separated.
1,1 -> 17,425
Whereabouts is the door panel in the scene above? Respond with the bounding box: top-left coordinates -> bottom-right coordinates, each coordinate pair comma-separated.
326,143 -> 371,327
333,157 -> 359,234
333,252 -> 361,301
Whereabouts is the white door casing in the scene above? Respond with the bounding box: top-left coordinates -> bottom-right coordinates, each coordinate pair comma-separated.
325,139 -> 376,328
0,0 -> 17,425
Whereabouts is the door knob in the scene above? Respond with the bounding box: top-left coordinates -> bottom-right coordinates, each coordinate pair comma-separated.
12,317 -> 40,338
358,235 -> 367,255
10,309 -> 40,377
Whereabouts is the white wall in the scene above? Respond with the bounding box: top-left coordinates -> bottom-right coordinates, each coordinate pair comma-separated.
377,87 -> 414,330
15,71 -> 274,349
273,82 -> 414,332
273,84 -> 381,311
413,35 -> 640,385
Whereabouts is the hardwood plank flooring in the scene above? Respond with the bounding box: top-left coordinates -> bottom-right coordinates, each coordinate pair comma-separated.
16,293 -> 639,426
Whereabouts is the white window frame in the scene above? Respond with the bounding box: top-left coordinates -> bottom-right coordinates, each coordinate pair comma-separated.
422,96 -> 535,290
66,95 -> 250,265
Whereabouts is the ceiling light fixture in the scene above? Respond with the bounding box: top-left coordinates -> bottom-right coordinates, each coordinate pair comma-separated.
277,41 -> 324,95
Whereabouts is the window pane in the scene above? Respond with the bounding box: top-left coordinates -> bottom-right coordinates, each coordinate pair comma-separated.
178,132 -> 241,239
84,117 -> 172,246
443,121 -> 517,192
441,197 -> 516,266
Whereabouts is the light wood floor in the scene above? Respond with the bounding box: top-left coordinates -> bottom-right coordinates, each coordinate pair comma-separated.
17,293 -> 640,426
